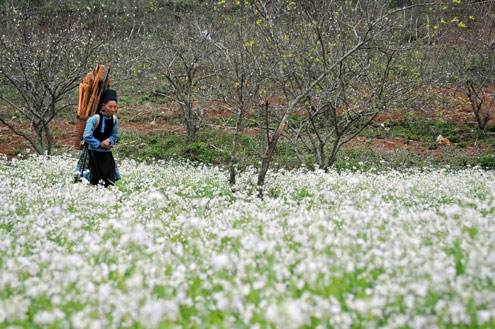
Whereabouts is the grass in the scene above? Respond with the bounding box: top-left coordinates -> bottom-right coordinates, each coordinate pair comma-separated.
114,128 -> 301,169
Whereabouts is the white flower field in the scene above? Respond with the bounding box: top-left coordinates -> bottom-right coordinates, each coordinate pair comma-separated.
1,154 -> 495,329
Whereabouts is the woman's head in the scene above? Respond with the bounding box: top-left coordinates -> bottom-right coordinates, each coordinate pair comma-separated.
100,89 -> 118,116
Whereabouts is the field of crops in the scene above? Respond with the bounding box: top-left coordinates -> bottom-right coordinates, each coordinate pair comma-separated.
1,154 -> 495,329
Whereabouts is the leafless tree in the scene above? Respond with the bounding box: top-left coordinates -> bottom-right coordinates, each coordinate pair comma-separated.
151,17 -> 219,142
238,0 -> 425,197
0,9 -> 101,154
425,0 -> 495,137
208,2 -> 271,188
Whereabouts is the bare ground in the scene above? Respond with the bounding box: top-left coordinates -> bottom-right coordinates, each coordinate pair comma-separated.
0,96 -> 493,161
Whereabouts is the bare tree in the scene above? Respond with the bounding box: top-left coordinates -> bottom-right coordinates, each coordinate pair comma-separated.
287,49 -> 403,170
417,0 -> 495,136
209,2 -> 270,188
239,0 -> 422,196
453,45 -> 495,134
465,80 -> 495,133
151,17 -> 219,142
0,9 -> 101,154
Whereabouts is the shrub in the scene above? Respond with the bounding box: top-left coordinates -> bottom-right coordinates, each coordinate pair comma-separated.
185,142 -> 214,163
478,154 -> 495,170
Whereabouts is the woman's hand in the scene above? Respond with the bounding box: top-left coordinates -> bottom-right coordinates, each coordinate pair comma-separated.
100,139 -> 112,149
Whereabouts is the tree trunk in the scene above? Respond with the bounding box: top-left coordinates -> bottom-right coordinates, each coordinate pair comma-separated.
256,119 -> 287,198
32,119 -> 52,155
229,107 -> 244,188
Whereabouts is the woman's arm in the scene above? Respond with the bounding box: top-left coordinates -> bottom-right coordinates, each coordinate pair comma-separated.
83,115 -> 102,149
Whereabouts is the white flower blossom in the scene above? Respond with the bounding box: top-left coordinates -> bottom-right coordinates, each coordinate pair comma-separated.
1,156 -> 495,328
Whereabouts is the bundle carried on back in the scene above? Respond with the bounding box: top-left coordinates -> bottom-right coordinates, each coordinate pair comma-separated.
75,64 -> 111,149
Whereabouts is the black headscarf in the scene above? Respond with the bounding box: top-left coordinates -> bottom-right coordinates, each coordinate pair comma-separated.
100,89 -> 118,104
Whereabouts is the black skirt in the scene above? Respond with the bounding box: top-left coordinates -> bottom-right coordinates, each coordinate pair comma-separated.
89,150 -> 117,187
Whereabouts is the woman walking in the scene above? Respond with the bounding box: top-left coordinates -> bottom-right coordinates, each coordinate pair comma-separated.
77,89 -> 121,187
